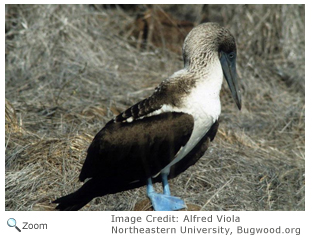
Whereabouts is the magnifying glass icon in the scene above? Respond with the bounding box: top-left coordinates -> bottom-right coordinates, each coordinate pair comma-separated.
7,218 -> 21,232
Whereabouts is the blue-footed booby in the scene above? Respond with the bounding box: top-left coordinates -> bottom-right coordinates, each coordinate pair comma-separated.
53,22 -> 241,211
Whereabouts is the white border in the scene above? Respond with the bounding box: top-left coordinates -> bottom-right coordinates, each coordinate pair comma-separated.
3,2 -> 310,241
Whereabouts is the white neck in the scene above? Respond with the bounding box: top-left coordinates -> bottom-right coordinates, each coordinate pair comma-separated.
161,57 -> 224,175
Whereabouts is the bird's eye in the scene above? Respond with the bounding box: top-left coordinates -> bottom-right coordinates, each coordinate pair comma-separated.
228,52 -> 235,59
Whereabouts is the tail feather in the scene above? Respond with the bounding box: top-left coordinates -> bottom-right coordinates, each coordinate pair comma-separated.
53,178 -> 147,210
53,192 -> 92,211
53,179 -> 103,211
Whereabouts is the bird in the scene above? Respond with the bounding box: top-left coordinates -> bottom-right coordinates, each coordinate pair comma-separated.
52,22 -> 241,211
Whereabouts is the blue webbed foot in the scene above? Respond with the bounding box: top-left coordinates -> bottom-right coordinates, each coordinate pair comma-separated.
148,192 -> 186,211
147,174 -> 186,211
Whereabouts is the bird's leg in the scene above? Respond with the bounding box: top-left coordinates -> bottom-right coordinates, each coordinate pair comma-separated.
161,173 -> 171,195
147,178 -> 155,195
147,174 -> 186,211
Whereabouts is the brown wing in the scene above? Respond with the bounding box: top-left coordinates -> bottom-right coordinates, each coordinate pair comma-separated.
114,77 -> 195,123
79,112 -> 194,184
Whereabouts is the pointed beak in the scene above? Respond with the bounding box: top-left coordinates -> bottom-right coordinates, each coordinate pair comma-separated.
220,51 -> 242,110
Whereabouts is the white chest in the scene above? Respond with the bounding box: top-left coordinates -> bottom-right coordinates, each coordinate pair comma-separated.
161,67 -> 223,174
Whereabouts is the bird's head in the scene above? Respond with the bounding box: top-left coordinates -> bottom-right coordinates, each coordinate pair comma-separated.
183,22 -> 241,110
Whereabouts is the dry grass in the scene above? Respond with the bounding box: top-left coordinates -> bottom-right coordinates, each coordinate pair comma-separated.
5,4 -> 304,211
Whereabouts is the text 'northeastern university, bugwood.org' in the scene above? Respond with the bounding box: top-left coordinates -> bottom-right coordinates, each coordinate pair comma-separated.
110,214 -> 301,236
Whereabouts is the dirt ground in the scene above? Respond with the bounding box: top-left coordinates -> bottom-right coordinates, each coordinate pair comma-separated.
5,4 -> 304,211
